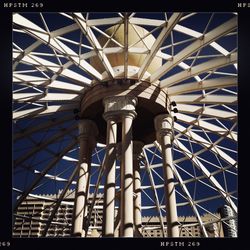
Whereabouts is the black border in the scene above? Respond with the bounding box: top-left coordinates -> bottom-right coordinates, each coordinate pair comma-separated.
1,1 -> 250,249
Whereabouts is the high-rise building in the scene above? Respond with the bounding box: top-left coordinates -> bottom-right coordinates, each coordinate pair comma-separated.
218,205 -> 237,237
13,190 -> 224,238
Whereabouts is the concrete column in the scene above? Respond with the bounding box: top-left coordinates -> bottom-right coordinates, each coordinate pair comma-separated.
115,143 -> 122,237
103,96 -> 137,237
72,119 -> 98,237
133,141 -> 144,236
102,113 -> 117,237
121,112 -> 135,237
154,114 -> 179,237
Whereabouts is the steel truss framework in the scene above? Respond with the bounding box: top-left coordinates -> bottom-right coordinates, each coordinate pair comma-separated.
13,12 -> 237,238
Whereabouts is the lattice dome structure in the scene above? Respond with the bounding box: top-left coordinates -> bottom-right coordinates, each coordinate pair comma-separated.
12,12 -> 238,238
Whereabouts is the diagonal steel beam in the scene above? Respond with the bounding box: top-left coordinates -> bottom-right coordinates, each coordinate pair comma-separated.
13,104 -> 78,121
175,113 -> 237,141
172,165 -> 208,237
159,52 -> 237,88
13,93 -> 81,103
85,158 -> 108,235
13,73 -> 85,94
16,53 -> 91,86
167,76 -> 237,96
14,114 -> 74,141
72,13 -> 115,79
14,123 -> 77,167
171,94 -> 237,105
87,17 -> 123,27
176,104 -> 237,120
138,13 -> 183,80
174,123 -> 237,166
13,40 -> 42,70
154,141 -> 209,237
143,149 -> 167,237
41,164 -> 78,237
173,138 -> 237,214
13,13 -> 103,81
13,140 -> 77,212
151,17 -> 237,83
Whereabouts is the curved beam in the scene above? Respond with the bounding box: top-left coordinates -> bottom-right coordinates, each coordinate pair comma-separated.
14,114 -> 74,141
13,92 -> 45,103
167,77 -> 237,96
174,122 -> 237,166
13,73 -> 85,94
176,104 -> 237,120
13,187 -> 73,205
15,53 -> 91,86
173,138 -> 237,214
171,94 -> 237,105
14,93 -> 81,103
13,40 -> 42,70
150,17 -> 237,83
14,123 -> 77,167
175,113 -> 237,141
13,139 -> 77,212
173,23 -> 233,56
159,52 -> 237,88
87,17 -> 123,27
171,164 -> 208,237
138,13 -> 183,79
176,165 -> 235,187
72,13 -> 115,79
13,106 -> 46,120
41,164 -> 78,236
13,104 -> 78,120
143,149 -> 166,237
13,24 -> 93,88
13,13 -> 103,81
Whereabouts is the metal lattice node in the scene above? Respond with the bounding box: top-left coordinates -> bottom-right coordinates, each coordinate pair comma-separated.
13,12 -> 238,238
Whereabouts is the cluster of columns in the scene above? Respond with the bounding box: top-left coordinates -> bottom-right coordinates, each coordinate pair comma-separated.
72,95 -> 179,237
102,96 -> 139,237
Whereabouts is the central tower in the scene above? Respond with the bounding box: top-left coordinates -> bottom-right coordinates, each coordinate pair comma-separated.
72,17 -> 179,237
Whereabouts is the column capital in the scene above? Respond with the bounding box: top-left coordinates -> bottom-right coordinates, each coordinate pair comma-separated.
103,95 -> 137,122
78,119 -> 98,137
154,114 -> 174,142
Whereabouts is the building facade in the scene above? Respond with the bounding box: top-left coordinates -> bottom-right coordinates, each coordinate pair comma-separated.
13,190 -> 224,238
